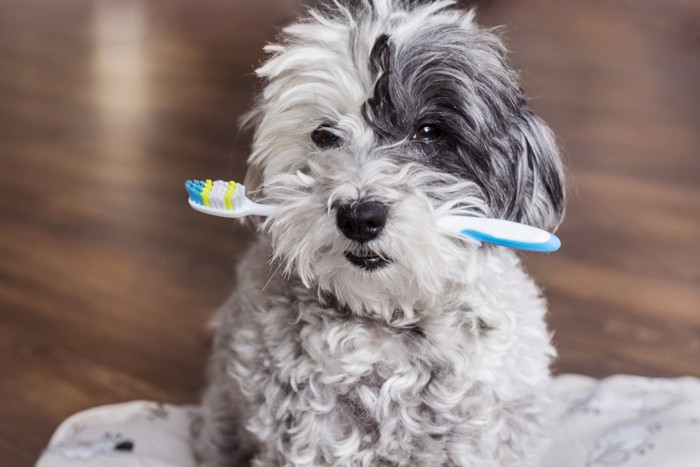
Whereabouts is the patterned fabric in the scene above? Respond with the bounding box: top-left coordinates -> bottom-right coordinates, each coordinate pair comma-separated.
545,375 -> 700,467
36,401 -> 199,467
36,375 -> 700,467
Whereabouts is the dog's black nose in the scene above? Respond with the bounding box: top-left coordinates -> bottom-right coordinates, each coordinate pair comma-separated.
336,201 -> 388,243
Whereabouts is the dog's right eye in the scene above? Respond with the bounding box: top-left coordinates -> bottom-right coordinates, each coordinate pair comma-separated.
413,124 -> 442,142
311,126 -> 343,150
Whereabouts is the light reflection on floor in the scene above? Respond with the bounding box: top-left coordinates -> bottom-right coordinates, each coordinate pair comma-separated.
92,1 -> 147,160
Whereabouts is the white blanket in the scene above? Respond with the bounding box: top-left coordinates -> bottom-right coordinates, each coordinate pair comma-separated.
36,375 -> 700,466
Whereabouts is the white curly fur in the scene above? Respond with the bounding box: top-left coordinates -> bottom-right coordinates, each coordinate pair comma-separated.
195,1 -> 563,465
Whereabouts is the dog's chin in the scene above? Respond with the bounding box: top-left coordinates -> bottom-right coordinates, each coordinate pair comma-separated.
343,251 -> 391,271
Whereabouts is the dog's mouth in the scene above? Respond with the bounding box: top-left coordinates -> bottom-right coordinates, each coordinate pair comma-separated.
344,251 -> 391,271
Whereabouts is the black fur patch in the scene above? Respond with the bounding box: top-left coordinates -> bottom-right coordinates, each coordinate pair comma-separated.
362,33 -> 398,141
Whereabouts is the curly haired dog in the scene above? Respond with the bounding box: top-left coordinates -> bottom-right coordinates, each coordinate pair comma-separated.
195,1 -> 565,465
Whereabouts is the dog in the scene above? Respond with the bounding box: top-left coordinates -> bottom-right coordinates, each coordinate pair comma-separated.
194,1 -> 565,465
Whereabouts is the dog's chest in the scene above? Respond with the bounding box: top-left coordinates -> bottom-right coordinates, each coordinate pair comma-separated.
296,312 -> 481,429
231,293 -> 513,463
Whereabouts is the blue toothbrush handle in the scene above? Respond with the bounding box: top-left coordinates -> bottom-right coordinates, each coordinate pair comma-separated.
438,216 -> 561,253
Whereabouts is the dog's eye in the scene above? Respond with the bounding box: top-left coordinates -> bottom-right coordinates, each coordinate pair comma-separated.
413,124 -> 442,142
311,125 -> 343,150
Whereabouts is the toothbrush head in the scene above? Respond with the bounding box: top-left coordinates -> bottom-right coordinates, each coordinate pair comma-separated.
185,179 -> 279,219
185,179 -> 246,211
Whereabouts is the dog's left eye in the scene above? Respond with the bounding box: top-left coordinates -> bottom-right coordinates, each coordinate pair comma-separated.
413,124 -> 442,142
311,125 -> 343,150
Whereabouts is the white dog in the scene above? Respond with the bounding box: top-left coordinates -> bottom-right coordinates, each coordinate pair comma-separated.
195,1 -> 565,465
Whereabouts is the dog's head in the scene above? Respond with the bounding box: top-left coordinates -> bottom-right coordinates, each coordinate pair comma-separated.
245,0 -> 564,317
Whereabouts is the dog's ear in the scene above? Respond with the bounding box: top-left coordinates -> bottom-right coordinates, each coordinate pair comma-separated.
508,110 -> 566,231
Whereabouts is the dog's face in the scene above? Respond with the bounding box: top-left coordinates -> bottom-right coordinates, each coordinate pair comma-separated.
245,0 -> 564,317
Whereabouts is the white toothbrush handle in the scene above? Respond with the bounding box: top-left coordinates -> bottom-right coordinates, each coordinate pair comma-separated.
188,198 -> 280,218
249,201 -> 280,217
438,215 -> 561,252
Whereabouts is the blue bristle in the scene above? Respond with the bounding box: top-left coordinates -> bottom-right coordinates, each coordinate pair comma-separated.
193,184 -> 202,205
185,180 -> 204,205
194,181 -> 204,205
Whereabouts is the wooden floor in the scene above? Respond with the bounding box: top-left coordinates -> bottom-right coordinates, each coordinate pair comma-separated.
1,0 -> 698,464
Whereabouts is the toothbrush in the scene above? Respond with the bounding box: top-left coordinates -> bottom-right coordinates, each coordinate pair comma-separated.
185,179 -> 560,252
185,179 -> 279,218
437,215 -> 560,253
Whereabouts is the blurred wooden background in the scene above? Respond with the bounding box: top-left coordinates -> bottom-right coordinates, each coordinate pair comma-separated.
1,0 -> 698,464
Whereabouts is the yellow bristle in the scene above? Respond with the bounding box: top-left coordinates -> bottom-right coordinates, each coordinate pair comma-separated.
225,181 -> 236,210
202,179 -> 213,207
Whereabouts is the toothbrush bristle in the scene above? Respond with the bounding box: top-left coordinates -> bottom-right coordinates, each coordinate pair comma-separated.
185,179 -> 245,211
